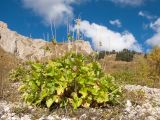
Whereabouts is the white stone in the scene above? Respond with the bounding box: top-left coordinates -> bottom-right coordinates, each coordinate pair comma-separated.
3,105 -> 10,112
47,115 -> 60,120
145,116 -> 156,120
125,100 -> 132,112
79,114 -> 87,120
21,115 -> 31,120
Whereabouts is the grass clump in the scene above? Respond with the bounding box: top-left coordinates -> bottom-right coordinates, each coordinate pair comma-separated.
9,65 -> 26,82
10,52 -> 121,109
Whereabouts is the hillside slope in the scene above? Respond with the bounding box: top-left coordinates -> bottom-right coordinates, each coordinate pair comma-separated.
0,21 -> 93,61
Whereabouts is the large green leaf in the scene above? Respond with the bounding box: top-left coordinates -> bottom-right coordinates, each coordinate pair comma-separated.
88,87 -> 98,96
95,91 -> 109,103
32,63 -> 42,72
79,88 -> 88,98
70,93 -> 83,109
82,95 -> 92,108
56,85 -> 65,95
29,81 -> 38,91
40,88 -> 48,99
53,95 -> 60,103
46,98 -> 54,108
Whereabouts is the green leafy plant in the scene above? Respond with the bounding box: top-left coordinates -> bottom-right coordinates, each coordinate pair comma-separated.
11,52 -> 121,109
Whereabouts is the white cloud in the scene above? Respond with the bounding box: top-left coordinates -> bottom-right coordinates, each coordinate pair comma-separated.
110,0 -> 144,6
109,19 -> 122,28
147,18 -> 160,47
74,20 -> 142,52
22,0 -> 86,25
138,11 -> 157,20
146,33 -> 160,47
150,18 -> 160,32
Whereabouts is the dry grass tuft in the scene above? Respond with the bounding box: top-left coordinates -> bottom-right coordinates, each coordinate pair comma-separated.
0,47 -> 21,101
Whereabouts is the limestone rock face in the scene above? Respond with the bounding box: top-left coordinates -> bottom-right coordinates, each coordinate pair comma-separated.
0,21 -> 93,60
0,21 -> 7,29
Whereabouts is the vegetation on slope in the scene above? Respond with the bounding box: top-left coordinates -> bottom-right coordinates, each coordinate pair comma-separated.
115,49 -> 135,62
98,47 -> 160,88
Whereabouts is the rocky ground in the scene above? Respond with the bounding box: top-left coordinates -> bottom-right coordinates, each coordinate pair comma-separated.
121,85 -> 160,120
1,84 -> 160,120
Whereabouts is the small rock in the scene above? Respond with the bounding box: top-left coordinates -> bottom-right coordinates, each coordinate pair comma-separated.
125,100 -> 132,112
79,114 -> 87,120
21,114 -> 32,120
145,116 -> 156,120
4,105 -> 10,112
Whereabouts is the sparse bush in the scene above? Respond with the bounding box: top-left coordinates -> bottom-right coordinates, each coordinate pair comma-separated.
116,49 -> 135,62
96,51 -> 114,60
144,53 -> 147,59
97,51 -> 105,59
111,50 -> 116,54
147,47 -> 160,77
11,52 -> 121,109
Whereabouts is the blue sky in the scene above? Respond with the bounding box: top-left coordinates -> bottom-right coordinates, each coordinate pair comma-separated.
0,0 -> 160,52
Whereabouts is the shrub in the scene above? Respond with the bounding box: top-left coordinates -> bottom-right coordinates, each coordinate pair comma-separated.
11,52 -> 121,109
96,51 -> 114,60
116,49 -> 135,62
97,51 -> 106,59
147,47 -> 160,77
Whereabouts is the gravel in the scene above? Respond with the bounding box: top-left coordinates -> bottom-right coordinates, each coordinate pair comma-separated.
1,85 -> 160,120
121,85 -> 160,120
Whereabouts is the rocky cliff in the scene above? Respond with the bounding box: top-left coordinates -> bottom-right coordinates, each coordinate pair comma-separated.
0,21 -> 93,60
